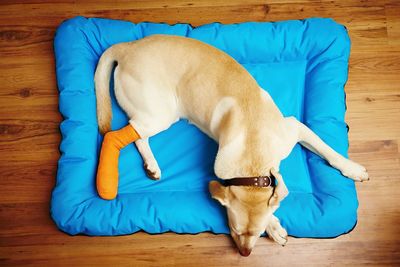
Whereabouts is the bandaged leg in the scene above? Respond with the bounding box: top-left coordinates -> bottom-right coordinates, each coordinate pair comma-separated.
97,124 -> 140,200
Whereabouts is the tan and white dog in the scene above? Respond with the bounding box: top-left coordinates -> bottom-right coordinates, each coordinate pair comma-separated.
94,35 -> 368,256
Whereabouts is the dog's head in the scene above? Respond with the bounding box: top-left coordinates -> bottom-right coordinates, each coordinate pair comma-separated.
209,169 -> 288,256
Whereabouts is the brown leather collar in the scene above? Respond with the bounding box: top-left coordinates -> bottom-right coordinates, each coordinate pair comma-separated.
224,175 -> 275,187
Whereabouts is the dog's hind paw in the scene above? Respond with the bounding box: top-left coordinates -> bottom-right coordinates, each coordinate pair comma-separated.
144,162 -> 161,180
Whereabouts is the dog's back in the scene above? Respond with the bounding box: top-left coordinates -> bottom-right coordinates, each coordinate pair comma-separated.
95,35 -> 282,140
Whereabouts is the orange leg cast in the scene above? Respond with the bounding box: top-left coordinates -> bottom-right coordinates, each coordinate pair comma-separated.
96,124 -> 140,200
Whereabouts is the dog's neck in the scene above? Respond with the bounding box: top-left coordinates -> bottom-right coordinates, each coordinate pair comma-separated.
210,89 -> 295,180
213,112 -> 284,179
214,131 -> 279,179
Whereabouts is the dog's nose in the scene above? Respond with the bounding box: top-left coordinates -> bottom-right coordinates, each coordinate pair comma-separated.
239,248 -> 252,257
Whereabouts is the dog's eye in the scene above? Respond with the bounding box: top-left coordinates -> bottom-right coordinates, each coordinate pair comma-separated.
233,229 -> 242,235
229,225 -> 242,235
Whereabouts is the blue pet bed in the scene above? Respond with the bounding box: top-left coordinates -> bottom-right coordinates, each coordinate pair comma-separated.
52,16 -> 357,237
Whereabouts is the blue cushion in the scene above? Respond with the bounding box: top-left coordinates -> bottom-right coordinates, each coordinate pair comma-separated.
52,16 -> 357,237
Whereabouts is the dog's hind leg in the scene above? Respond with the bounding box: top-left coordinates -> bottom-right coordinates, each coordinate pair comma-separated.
125,111 -> 178,181
135,138 -> 161,180
285,117 -> 369,182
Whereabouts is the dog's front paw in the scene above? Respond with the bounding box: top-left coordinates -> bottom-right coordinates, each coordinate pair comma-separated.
144,161 -> 161,180
266,216 -> 288,246
336,159 -> 369,182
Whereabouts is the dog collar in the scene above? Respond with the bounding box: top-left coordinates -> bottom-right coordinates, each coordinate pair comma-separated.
224,175 -> 275,187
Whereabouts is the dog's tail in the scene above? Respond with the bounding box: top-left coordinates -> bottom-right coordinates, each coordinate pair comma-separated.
94,45 -> 118,135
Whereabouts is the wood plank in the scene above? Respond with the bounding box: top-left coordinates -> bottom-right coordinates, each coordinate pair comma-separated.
346,91 -> 400,141
386,4 -> 400,45
265,1 -> 389,48
0,233 -> 399,266
0,162 -> 57,204
0,62 -> 57,96
0,3 -> 74,27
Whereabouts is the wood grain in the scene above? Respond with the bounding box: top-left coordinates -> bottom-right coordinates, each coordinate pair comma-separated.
0,0 -> 399,266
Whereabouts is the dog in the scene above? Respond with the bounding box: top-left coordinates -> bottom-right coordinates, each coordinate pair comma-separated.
94,35 -> 369,257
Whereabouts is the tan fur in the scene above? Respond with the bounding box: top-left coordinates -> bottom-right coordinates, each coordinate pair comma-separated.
94,35 -> 369,256
94,46 -> 116,134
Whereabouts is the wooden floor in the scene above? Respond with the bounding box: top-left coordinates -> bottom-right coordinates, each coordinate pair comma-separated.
0,0 -> 399,266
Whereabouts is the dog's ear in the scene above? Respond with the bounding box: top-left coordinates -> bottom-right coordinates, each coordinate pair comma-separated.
209,181 -> 229,206
269,168 -> 289,206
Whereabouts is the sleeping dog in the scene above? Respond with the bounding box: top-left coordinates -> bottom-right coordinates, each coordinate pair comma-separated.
94,35 -> 368,256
